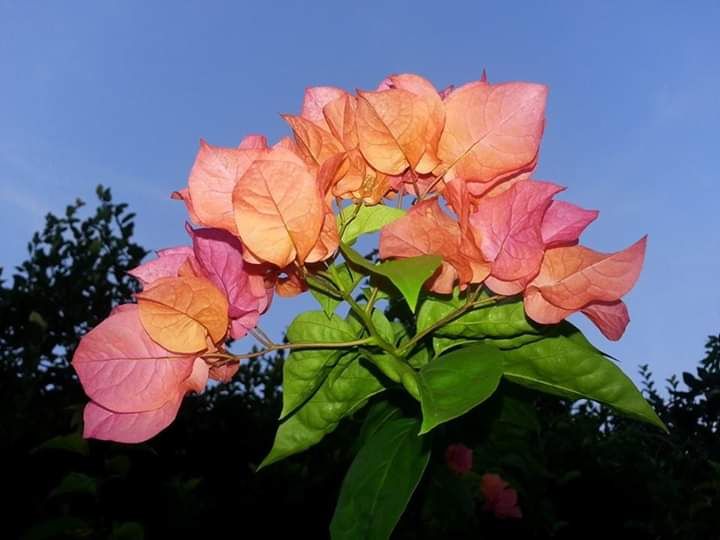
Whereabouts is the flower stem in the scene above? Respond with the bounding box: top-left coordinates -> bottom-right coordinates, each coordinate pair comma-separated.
339,202 -> 363,238
204,336 -> 375,366
249,328 -> 273,348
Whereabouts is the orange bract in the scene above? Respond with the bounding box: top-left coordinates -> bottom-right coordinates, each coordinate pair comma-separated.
306,205 -> 340,263
380,198 -> 489,293
356,89 -> 431,175
282,114 -> 344,166
379,73 -> 445,174
187,140 -> 267,233
438,81 -> 547,189
323,94 -> 359,150
232,150 -> 324,267
136,276 -> 229,354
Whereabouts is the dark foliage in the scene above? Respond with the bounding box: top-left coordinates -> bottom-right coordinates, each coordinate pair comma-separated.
2,189 -> 718,539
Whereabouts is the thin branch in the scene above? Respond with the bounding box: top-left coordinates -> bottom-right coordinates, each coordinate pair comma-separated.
205,336 -> 374,366
365,286 -> 380,313
249,328 -> 273,348
339,202 -> 363,238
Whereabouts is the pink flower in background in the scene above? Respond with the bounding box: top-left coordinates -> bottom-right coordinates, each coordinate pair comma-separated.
480,473 -> 522,519
445,443 -> 473,475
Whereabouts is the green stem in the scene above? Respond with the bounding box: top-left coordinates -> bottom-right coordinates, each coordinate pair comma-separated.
323,266 -> 423,399
365,286 -> 380,313
327,265 -> 399,358
339,202 -> 363,238
305,274 -> 343,300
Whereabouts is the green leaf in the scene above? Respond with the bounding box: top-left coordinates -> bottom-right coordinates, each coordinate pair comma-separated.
393,323 -> 431,369
486,387 -> 541,434
309,287 -> 342,318
417,293 -> 540,339
340,242 -> 381,274
260,355 -> 387,468
500,324 -> 667,431
432,336 -> 478,357
281,312 -> 364,419
286,310 -> 364,347
49,472 -> 97,498
370,309 -> 395,344
342,243 -> 441,312
339,205 -> 406,244
353,399 -> 404,453
32,433 -> 89,456
418,343 -> 504,434
408,344 -> 432,369
330,415 -> 431,540
365,352 -> 422,401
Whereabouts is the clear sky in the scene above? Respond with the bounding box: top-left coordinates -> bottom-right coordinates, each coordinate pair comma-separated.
2,0 -> 719,386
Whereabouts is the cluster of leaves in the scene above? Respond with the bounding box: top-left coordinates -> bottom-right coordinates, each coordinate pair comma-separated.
4,191 -> 719,539
1,186 -> 145,445
66,73 -> 667,538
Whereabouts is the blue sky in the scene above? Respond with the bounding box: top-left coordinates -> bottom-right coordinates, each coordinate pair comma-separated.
2,0 -> 719,386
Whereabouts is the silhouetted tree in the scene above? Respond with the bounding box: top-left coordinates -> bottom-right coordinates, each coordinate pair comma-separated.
3,188 -> 719,539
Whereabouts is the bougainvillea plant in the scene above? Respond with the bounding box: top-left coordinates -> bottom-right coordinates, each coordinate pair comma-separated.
72,72 -> 664,538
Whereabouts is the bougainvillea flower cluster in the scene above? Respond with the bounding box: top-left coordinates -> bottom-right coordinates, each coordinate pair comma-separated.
71,70 -> 657,538
72,73 -> 649,457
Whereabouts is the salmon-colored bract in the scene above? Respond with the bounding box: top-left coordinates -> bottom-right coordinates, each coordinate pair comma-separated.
232,150 -> 325,267
137,275 -> 230,354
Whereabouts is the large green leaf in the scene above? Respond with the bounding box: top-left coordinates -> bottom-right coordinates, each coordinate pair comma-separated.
260,355 -> 387,468
342,243 -> 441,312
339,204 -> 406,244
418,343 -> 504,433
500,324 -> 666,431
330,415 -> 431,540
353,399 -> 404,453
281,311 -> 365,419
417,293 -> 540,339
